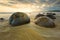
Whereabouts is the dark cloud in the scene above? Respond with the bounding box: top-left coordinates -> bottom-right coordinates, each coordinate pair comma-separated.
8,1 -> 17,4
6,0 -> 60,5
10,0 -> 36,3
16,0 -> 60,6
55,1 -> 60,5
0,3 -> 12,6
45,6 -> 60,10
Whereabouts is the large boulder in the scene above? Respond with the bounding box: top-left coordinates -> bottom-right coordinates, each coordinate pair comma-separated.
35,16 -> 55,28
9,12 -> 30,26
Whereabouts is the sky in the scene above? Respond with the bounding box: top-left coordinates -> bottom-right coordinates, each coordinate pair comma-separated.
0,0 -> 60,12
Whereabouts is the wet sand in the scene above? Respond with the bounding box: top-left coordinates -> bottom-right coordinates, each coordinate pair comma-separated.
0,19 -> 45,40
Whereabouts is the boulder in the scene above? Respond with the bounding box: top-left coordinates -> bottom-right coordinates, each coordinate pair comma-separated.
35,13 -> 44,19
46,13 -> 56,20
35,16 -> 55,28
35,13 -> 56,20
9,12 -> 30,26
0,18 -> 5,22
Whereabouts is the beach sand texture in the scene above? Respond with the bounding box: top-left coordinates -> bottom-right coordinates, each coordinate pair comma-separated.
0,12 -> 60,40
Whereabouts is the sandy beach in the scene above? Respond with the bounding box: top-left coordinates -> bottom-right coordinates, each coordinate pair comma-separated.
0,12 -> 60,40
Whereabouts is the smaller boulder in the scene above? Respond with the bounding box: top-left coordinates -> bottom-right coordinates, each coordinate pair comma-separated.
46,13 -> 56,20
0,18 -> 5,22
35,16 -> 56,28
35,13 -> 44,19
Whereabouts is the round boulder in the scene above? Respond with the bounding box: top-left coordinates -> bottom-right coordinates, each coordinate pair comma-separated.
9,12 -> 30,26
0,18 -> 5,22
35,16 -> 55,28
46,13 -> 56,20
35,13 -> 44,19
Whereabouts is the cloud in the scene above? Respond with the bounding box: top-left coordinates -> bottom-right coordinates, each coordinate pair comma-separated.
0,0 -> 60,6
0,0 -> 60,12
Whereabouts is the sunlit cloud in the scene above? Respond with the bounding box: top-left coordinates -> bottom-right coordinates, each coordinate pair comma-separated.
0,0 -> 60,12
0,3 -> 40,12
